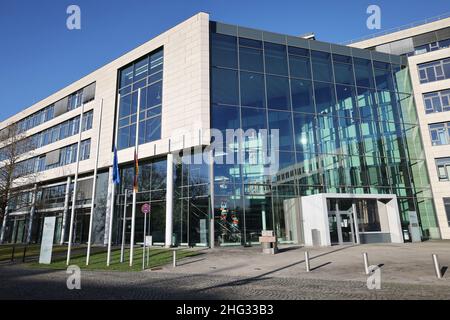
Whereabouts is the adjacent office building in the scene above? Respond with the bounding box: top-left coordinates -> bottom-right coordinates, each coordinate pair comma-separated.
348,15 -> 450,239
0,13 -> 442,248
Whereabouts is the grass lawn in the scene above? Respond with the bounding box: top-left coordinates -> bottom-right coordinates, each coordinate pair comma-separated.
27,246 -> 199,272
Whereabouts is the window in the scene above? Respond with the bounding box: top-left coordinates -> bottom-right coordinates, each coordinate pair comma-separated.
354,58 -> 375,88
118,48 -> 163,149
17,105 -> 55,133
423,89 -> 450,114
436,157 -> 450,181
311,51 -> 333,82
414,38 -> 450,55
80,139 -> 91,161
4,111 -> 93,157
266,75 -> 290,110
212,68 -> 239,106
373,61 -> 394,91
268,110 -> 294,151
444,198 -> 450,227
211,105 -> 240,132
288,47 -> 311,79
82,110 -> 93,131
68,90 -> 83,111
239,38 -> 263,73
314,81 -> 336,115
291,79 -> 315,113
211,33 -> 237,69
418,58 -> 450,83
333,54 -> 354,85
264,43 -> 288,76
15,139 -> 91,175
240,71 -> 265,108
429,122 -> 450,146
293,112 -> 316,154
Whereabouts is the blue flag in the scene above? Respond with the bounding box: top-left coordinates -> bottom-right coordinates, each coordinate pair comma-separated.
112,145 -> 120,185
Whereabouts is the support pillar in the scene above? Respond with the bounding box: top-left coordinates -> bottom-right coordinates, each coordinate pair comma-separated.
165,153 -> 174,248
60,177 -> 72,245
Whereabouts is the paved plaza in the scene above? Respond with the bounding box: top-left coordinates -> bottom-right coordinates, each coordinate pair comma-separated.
0,242 -> 449,300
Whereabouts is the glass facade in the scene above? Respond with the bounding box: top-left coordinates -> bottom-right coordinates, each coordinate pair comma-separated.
209,22 -> 438,242
117,48 -> 163,150
114,152 -> 210,247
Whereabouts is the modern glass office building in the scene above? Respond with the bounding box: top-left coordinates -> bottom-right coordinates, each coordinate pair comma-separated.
0,13 -> 440,248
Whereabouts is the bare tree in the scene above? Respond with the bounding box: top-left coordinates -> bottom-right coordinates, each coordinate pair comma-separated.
0,123 -> 38,237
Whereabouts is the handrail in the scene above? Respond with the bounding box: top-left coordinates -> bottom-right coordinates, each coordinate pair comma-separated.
342,12 -> 450,45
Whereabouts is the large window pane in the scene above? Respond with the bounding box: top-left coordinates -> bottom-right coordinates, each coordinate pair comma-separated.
311,51 -> 333,82
291,79 -> 315,113
314,81 -> 336,115
239,46 -> 264,72
264,43 -> 288,76
241,107 -> 267,132
133,57 -> 148,82
293,113 -> 316,153
240,72 -> 266,108
146,81 -> 162,108
211,33 -> 237,69
289,54 -> 311,79
145,116 -> 161,142
268,111 -> 294,151
333,54 -> 354,85
211,105 -> 240,131
335,85 -> 358,118
266,75 -> 291,111
212,68 -> 239,106
120,65 -> 133,88
354,57 -> 375,88
119,94 -> 132,118
373,61 -> 394,91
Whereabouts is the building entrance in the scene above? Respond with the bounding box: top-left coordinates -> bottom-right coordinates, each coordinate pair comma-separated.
328,209 -> 357,245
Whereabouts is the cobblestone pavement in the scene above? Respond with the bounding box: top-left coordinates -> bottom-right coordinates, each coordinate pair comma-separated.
1,242 -> 449,300
0,264 -> 450,300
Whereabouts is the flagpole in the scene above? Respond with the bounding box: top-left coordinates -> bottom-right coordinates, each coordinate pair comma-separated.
130,88 -> 142,267
142,207 -> 147,270
86,99 -> 103,265
120,189 -> 128,263
107,93 -> 121,266
66,101 -> 85,266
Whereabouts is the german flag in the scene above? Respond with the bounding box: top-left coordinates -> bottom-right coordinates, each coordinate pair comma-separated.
133,148 -> 139,192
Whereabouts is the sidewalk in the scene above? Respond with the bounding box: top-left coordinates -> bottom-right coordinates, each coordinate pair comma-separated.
155,241 -> 450,286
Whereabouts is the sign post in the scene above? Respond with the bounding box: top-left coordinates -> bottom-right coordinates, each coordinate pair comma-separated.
39,217 -> 56,264
141,203 -> 151,270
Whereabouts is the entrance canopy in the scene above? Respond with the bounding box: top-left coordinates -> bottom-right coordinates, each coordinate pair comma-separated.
300,193 -> 403,247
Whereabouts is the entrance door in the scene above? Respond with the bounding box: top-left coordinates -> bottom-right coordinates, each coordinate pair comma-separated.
328,205 -> 357,245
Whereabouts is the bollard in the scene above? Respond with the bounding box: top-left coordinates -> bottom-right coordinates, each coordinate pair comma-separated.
22,245 -> 27,263
11,244 -> 16,262
432,254 -> 442,279
305,251 -> 310,272
172,250 -> 177,268
363,252 -> 369,275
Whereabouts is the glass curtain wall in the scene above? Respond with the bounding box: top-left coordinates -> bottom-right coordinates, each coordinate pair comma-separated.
210,22 -> 438,243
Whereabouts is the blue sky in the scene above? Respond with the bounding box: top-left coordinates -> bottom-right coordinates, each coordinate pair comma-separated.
0,0 -> 448,122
